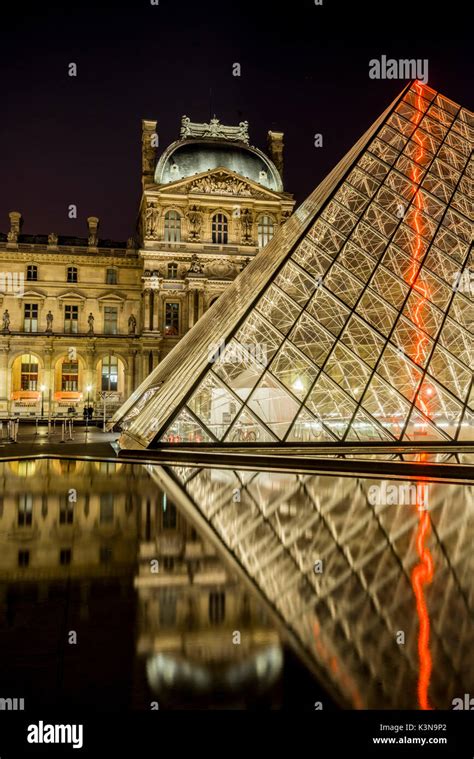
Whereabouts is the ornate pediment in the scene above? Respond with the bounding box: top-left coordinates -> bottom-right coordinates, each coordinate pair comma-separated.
189,172 -> 253,196
163,169 -> 279,200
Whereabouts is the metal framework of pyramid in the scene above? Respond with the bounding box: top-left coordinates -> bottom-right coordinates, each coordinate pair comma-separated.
149,464 -> 473,709
115,82 -> 473,450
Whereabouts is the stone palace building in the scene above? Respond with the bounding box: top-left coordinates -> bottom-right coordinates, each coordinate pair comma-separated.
0,116 -> 294,417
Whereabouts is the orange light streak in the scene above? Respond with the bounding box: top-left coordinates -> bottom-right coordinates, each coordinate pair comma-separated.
411,487 -> 434,710
406,83 -> 434,708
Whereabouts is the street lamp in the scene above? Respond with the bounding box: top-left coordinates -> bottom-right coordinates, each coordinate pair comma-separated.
40,384 -> 46,417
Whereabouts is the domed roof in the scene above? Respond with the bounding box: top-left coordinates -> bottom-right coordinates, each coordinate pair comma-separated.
155,139 -> 283,192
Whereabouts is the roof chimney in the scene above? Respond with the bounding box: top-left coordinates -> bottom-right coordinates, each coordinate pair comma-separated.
267,131 -> 284,181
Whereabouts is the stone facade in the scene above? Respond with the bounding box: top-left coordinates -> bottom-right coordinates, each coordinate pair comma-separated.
0,116 -> 294,417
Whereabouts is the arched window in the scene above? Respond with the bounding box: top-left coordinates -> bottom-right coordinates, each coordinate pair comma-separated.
164,211 -> 181,243
61,358 -> 79,391
67,266 -> 78,283
26,265 -> 37,281
101,355 -> 118,391
167,263 -> 178,279
212,213 -> 228,244
258,215 -> 274,247
106,268 -> 117,285
20,354 -> 38,390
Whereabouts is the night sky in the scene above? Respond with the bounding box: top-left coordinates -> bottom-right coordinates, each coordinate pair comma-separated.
1,1 -> 471,242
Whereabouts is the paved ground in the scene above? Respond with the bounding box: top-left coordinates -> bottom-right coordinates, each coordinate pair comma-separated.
0,423 -> 119,459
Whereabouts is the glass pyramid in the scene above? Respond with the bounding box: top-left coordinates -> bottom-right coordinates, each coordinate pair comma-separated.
115,82 -> 473,449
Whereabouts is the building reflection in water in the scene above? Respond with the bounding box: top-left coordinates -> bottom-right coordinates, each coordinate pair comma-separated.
0,458 -> 471,710
0,459 -> 310,710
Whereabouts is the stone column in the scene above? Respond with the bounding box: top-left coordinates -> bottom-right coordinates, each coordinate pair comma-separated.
85,347 -> 96,406
141,352 -> 149,383
187,289 -> 194,330
0,346 -> 9,413
130,350 -> 137,392
198,290 -> 205,320
124,366 -> 133,400
153,291 -> 160,332
44,346 -> 54,416
143,290 -> 150,332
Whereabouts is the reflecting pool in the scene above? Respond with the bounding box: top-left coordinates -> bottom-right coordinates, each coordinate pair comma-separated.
0,459 -> 472,710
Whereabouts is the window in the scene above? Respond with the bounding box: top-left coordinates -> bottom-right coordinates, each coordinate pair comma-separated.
212,213 -> 228,244
67,266 -> 78,283
106,268 -> 117,285
59,495 -> 74,525
167,263 -> 178,279
61,360 -> 78,391
101,355 -> 118,391
60,548 -> 72,565
20,354 -> 38,390
164,302 -> 179,336
209,591 -> 226,625
258,215 -> 275,247
26,265 -> 37,281
104,307 -> 118,335
161,493 -> 177,529
24,303 -> 38,332
18,494 -> 33,526
18,550 -> 30,567
164,211 -> 181,243
100,494 -> 114,523
64,304 -> 78,334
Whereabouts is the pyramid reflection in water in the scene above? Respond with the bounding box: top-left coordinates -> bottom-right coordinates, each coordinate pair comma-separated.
115,82 -> 473,449
153,464 -> 474,710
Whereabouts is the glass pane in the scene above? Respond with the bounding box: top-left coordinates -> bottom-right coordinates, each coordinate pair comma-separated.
247,372 -> 300,440
213,340 -> 264,401
187,372 -> 242,440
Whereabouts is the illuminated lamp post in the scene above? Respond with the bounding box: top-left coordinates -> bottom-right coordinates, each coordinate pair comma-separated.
40,384 -> 45,417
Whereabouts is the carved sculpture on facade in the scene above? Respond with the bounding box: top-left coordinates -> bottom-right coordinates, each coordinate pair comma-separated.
240,257 -> 251,272
45,310 -> 54,332
48,232 -> 58,246
240,209 -> 254,244
128,313 -> 137,334
87,312 -> 95,335
189,173 -> 252,197
180,116 -> 249,144
185,205 -> 203,241
187,253 -> 204,275
2,309 -> 10,332
144,201 -> 160,238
